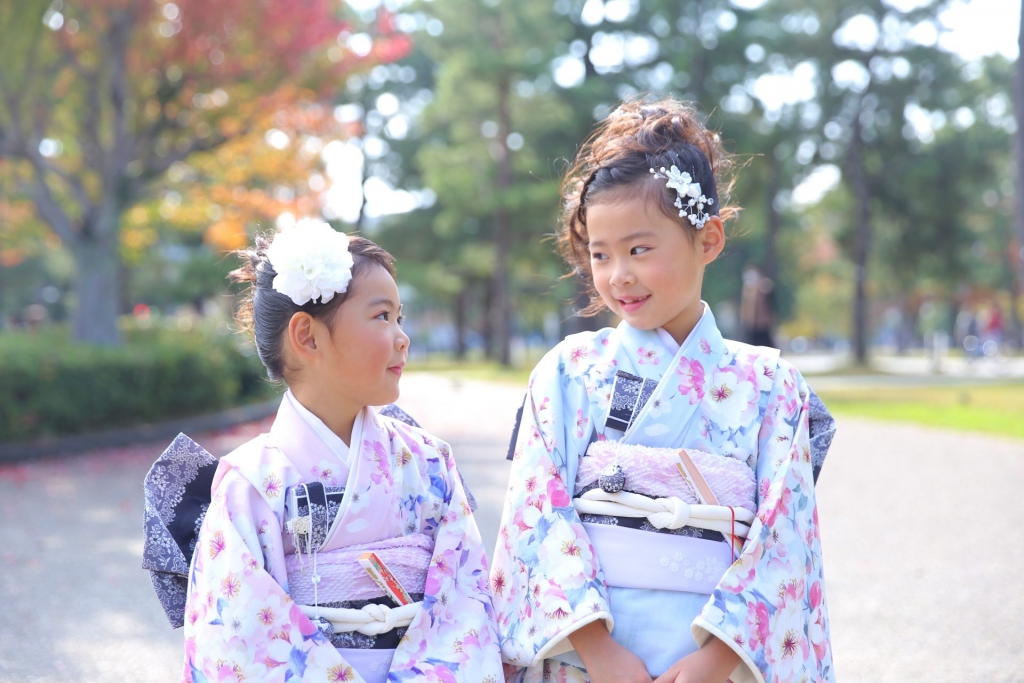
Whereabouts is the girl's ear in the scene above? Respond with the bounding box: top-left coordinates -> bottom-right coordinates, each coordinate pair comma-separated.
286,312 -> 319,363
698,217 -> 726,264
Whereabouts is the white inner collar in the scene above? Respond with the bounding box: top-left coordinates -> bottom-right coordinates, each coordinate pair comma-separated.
284,390 -> 358,466
657,302 -> 707,356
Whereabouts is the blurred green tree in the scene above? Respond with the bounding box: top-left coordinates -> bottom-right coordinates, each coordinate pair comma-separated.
404,0 -> 575,364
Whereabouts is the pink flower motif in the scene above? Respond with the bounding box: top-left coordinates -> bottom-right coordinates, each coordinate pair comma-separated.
221,572 -> 240,599
547,478 -> 571,509
710,383 -> 733,403
569,346 -> 589,364
745,600 -> 771,651
637,346 -> 659,365
258,606 -> 275,626
208,531 -> 226,559
759,483 -> 792,527
367,439 -> 394,486
328,664 -> 355,682
312,465 -> 335,485
699,338 -> 711,354
809,580 -> 823,610
677,358 -> 706,404
575,409 -> 589,438
262,473 -> 282,498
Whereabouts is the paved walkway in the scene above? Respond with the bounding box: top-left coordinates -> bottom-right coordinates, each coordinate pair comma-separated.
1,373 -> 1021,682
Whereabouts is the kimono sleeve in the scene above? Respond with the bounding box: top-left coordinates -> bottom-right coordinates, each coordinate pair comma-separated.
691,359 -> 835,683
489,350 -> 613,668
183,465 -> 355,683
389,440 -> 504,681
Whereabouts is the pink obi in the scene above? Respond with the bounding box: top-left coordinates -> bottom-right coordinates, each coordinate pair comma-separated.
286,533 -> 433,605
578,442 -> 756,513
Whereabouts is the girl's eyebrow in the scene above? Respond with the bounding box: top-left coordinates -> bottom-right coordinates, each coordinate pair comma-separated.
589,230 -> 656,248
367,297 -> 401,309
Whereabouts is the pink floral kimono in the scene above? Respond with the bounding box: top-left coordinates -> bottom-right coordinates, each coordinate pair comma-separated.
176,395 -> 502,682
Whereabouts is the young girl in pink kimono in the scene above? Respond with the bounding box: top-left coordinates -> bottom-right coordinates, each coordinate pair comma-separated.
160,221 -> 502,683
490,99 -> 835,683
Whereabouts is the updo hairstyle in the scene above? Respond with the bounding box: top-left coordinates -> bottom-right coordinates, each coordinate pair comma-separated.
230,233 -> 396,380
557,97 -> 737,316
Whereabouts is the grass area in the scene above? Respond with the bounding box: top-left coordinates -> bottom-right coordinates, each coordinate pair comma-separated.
818,383 -> 1024,440
406,356 -> 1024,440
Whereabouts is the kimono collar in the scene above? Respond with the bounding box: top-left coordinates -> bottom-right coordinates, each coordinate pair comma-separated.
283,390 -> 353,465
268,393 -> 362,475
617,301 -> 724,382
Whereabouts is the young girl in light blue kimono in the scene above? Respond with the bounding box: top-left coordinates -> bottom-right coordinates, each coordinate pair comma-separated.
490,99 -> 836,683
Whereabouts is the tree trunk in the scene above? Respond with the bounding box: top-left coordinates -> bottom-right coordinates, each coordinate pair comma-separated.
454,287 -> 468,360
848,106 -> 872,365
70,234 -> 122,345
491,77 -> 513,366
1012,0 -> 1024,349
481,280 -> 494,360
763,154 -> 781,335
763,155 -> 781,286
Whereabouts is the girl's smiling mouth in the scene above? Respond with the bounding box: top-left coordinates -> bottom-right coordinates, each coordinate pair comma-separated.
617,295 -> 651,313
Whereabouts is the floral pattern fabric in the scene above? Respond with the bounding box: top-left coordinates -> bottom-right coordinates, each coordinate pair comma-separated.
183,398 -> 502,682
490,307 -> 834,683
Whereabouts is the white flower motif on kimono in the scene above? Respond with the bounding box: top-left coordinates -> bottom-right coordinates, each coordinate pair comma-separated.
311,461 -> 340,486
536,521 -> 593,591
765,598 -> 811,679
266,219 -> 354,306
647,396 -> 672,418
702,366 -> 758,431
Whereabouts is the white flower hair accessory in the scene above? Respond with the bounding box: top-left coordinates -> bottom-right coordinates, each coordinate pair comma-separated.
265,218 -> 354,306
649,165 -> 715,229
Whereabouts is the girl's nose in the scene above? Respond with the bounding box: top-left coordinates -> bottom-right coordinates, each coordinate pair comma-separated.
396,329 -> 410,352
609,263 -> 636,288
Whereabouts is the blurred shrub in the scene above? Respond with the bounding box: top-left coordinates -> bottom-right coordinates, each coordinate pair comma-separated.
0,322 -> 277,442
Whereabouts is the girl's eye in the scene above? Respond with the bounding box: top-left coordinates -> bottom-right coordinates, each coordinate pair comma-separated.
631,246 -> 650,256
397,316 -> 405,327
590,252 -> 608,261
376,311 -> 390,322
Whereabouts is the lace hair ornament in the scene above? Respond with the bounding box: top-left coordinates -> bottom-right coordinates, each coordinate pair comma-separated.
265,218 -> 354,306
649,165 -> 714,229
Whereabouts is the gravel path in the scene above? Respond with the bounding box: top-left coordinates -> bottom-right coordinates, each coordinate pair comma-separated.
1,373 -> 1020,682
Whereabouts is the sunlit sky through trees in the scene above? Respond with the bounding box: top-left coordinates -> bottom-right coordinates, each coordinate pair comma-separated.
308,0 -> 1021,231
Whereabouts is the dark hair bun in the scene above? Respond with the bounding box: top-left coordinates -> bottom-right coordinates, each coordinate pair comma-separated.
230,231 -> 396,380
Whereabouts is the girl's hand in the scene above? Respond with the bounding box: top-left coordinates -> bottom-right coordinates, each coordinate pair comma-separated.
568,620 -> 652,683
652,637 -> 741,683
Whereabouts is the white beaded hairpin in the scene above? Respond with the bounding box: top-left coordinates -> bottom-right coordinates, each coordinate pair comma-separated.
649,165 -> 714,229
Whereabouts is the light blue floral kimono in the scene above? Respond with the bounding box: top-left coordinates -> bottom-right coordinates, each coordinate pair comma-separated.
490,306 -> 834,683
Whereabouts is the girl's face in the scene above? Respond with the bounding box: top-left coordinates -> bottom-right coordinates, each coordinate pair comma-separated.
586,195 -> 724,343
290,264 -> 410,410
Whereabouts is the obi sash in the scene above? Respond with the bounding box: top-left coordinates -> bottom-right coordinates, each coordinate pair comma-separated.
284,482 -> 433,648
574,441 -> 756,593
284,479 -> 434,683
